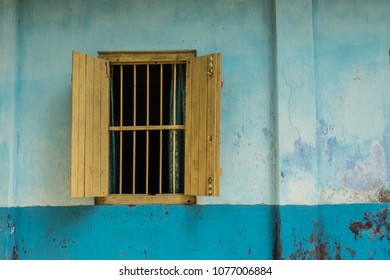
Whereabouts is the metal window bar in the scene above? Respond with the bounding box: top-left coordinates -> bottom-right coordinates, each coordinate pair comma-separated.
146,64 -> 150,194
119,65 -> 123,194
133,65 -> 137,194
159,64 -> 163,194
172,64 -> 177,194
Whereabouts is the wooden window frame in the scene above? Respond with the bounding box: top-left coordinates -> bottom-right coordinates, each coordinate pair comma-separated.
70,50 -> 222,205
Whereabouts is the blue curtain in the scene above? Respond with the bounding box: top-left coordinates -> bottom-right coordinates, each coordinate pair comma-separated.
109,66 -> 118,194
169,64 -> 185,193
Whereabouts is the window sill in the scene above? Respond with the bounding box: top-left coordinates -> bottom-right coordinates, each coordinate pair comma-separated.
95,194 -> 196,205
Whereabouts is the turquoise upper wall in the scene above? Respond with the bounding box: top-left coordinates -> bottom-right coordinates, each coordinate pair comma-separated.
275,0 -> 390,205
0,0 -> 18,207
1,0 -> 390,206
313,0 -> 390,203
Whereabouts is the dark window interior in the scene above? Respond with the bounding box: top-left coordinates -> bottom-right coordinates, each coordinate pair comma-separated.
109,64 -> 185,195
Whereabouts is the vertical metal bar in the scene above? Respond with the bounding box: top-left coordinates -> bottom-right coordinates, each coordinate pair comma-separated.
132,65 -> 136,194
172,64 -> 177,194
145,64 -> 150,194
119,65 -> 123,194
159,64 -> 163,194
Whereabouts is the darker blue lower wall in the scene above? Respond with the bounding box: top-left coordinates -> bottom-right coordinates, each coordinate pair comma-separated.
1,205 -> 276,260
279,204 -> 390,260
1,204 -> 390,260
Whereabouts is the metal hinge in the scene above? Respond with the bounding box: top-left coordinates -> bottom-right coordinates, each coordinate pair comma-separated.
208,176 -> 214,195
105,62 -> 110,77
207,55 -> 214,76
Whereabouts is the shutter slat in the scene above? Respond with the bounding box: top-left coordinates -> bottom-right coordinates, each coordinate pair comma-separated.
100,60 -> 110,196
70,52 -> 80,197
85,55 -> 94,197
92,57 -> 102,196
188,57 -> 200,195
77,53 -> 87,197
206,55 -> 217,196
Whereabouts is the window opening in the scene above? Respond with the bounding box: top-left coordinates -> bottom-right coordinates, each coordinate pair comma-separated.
109,63 -> 186,195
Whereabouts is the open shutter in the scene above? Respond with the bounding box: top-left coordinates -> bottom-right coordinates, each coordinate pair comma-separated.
71,51 -> 110,197
185,53 -> 222,196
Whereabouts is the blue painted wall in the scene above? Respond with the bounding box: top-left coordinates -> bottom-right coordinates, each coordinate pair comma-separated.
1,0 -> 390,259
2,204 -> 389,259
3,205 -> 276,260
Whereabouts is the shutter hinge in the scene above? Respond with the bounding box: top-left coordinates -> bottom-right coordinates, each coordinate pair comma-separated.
186,60 -> 191,77
208,176 -> 214,195
105,62 -> 110,77
207,55 -> 214,76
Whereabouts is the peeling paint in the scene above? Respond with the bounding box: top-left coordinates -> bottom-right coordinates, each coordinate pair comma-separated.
346,247 -> 356,258
282,138 -> 316,173
349,209 -> 390,241
11,244 -> 18,260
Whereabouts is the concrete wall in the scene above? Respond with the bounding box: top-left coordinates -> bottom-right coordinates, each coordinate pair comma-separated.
1,0 -> 390,259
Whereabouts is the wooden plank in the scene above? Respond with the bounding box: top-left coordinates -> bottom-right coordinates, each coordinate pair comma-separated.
98,50 -> 196,64
206,54 -> 216,196
77,53 -> 87,197
215,53 -> 222,196
184,59 -> 192,196
70,51 -> 80,198
198,55 -> 208,196
100,59 -> 110,196
95,194 -> 196,205
92,56 -> 102,196
84,55 -> 95,197
188,57 -> 200,196
207,54 -> 221,195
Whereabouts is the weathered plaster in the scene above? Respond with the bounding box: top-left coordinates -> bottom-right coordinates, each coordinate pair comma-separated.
0,0 -> 18,206
314,0 -> 390,204
275,0 -> 318,205
3,0 -> 276,207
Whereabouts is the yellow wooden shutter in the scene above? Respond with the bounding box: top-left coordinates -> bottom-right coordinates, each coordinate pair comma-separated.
185,53 -> 222,196
71,51 -> 110,198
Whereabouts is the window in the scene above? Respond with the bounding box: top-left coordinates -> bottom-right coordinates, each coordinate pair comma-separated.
70,50 -> 222,204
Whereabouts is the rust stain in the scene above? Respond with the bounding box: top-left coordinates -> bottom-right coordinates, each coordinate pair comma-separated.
378,188 -> 390,203
346,247 -> 356,258
349,221 -> 373,239
335,243 -> 342,260
11,244 -> 19,260
316,243 -> 329,260
349,208 -> 389,241
7,214 -> 11,228
288,220 -> 332,260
